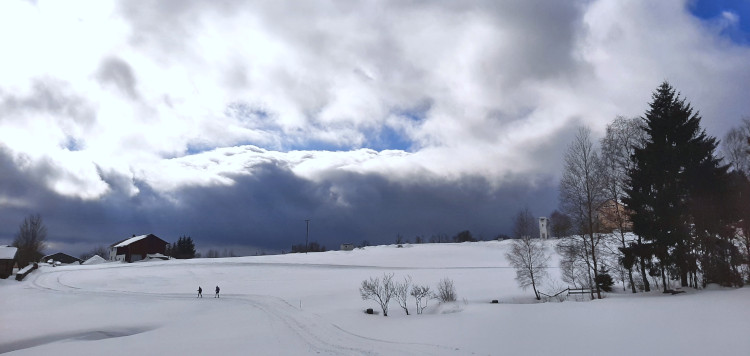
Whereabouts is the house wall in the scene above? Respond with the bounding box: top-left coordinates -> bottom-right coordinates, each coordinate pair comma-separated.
118,235 -> 167,262
340,244 -> 355,251
0,260 -> 14,279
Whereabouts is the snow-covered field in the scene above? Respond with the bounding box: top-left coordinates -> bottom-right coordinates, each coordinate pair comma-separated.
1,241 -> 749,355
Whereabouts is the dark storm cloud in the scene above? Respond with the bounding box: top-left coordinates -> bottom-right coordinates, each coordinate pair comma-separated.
0,146 -> 48,207
0,146 -> 154,246
143,165 -> 555,250
0,148 -> 556,255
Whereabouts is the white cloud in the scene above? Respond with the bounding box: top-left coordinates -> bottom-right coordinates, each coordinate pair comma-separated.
1,0 -> 749,201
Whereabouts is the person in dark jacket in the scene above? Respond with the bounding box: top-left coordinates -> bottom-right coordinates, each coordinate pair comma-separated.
215,285 -> 220,298
197,286 -> 202,298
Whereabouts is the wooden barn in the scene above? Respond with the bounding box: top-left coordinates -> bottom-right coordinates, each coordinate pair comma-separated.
109,234 -> 168,262
41,252 -> 82,265
0,245 -> 18,279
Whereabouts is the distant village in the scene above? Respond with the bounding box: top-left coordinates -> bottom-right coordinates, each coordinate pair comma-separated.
1,234 -> 172,281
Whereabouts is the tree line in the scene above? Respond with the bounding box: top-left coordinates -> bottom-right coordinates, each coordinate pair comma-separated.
555,82 -> 750,298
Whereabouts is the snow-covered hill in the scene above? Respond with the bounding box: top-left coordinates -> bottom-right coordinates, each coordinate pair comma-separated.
1,241 -> 748,355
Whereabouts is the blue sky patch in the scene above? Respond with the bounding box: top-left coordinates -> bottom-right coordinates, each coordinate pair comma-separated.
365,125 -> 413,152
689,0 -> 750,44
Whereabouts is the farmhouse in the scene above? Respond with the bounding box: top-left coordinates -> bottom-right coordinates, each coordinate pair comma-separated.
340,243 -> 355,251
0,245 -> 18,279
598,199 -> 633,232
110,234 -> 168,262
41,252 -> 82,265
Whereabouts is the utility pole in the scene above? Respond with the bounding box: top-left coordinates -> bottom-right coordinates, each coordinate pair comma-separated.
305,219 -> 310,254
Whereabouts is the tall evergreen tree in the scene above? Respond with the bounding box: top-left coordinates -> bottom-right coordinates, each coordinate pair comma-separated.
173,236 -> 196,259
625,82 -> 732,290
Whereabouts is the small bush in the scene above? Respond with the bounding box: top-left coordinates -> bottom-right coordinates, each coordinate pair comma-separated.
436,278 -> 457,302
596,272 -> 615,292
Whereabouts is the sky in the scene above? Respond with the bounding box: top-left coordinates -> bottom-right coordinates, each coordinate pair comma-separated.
1,0 -> 749,257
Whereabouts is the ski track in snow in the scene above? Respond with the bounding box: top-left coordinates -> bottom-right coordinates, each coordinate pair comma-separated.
14,268 -> 468,355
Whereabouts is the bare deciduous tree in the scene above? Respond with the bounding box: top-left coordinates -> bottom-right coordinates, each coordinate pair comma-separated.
723,118 -> 750,175
559,127 -> 607,299
556,238 -> 592,289
12,214 -> 47,268
512,207 -> 537,239
359,273 -> 396,316
205,249 -> 220,258
506,234 -> 550,300
410,284 -> 434,314
394,275 -> 412,315
600,116 -> 646,293
549,210 -> 572,238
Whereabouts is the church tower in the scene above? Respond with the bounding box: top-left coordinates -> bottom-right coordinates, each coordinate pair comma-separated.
539,217 -> 550,239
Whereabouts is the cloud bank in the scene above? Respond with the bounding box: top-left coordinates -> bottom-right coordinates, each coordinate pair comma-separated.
0,0 -> 748,255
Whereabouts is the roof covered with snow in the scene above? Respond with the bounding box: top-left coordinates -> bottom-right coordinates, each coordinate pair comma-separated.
0,246 -> 18,260
83,255 -> 107,265
112,235 -> 149,248
42,252 -> 82,264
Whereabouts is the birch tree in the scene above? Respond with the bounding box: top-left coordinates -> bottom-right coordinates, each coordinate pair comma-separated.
559,127 -> 607,299
600,116 -> 647,293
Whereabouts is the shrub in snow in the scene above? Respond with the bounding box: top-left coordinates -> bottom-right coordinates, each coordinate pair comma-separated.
359,273 -> 396,317
596,272 -> 615,292
436,278 -> 457,302
540,279 -> 569,303
410,284 -> 434,314
394,276 -> 412,315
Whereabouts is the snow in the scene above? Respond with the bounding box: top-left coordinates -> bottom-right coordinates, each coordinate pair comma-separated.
0,245 -> 17,259
1,241 -> 748,355
112,234 -> 148,247
15,264 -> 34,275
82,255 -> 107,265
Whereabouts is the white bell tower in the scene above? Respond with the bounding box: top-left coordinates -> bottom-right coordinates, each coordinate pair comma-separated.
539,217 -> 550,239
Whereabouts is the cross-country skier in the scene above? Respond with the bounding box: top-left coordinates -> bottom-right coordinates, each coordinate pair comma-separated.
197,286 -> 202,298
215,285 -> 220,298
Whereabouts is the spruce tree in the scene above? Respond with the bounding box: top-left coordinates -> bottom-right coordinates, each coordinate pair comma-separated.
625,82 -> 730,290
174,236 -> 196,259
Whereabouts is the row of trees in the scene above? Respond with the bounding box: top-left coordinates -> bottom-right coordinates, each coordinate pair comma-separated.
359,273 -> 457,316
557,82 -> 750,298
165,236 -> 197,259
393,231 -> 482,245
204,248 -> 238,258
290,241 -> 327,253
